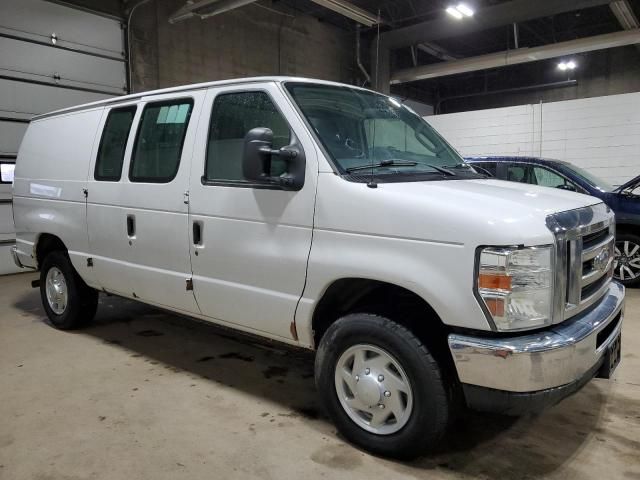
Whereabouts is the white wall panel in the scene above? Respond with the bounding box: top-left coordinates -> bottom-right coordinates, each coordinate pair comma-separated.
427,92 -> 640,186
0,122 -> 28,155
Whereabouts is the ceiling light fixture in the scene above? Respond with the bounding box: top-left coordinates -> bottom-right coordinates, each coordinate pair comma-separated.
446,6 -> 464,19
447,3 -> 474,19
558,60 -> 577,70
456,3 -> 475,17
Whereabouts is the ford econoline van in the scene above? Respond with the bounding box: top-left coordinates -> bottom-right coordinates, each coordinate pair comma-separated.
12,77 -> 624,458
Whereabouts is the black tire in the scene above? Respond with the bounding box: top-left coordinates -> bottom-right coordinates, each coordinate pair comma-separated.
614,232 -> 640,287
315,313 -> 451,459
40,250 -> 99,329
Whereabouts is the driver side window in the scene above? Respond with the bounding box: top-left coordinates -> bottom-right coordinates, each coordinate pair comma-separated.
205,91 -> 291,182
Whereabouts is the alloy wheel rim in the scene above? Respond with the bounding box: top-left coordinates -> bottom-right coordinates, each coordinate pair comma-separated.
334,344 -> 413,435
614,240 -> 640,281
45,267 -> 68,315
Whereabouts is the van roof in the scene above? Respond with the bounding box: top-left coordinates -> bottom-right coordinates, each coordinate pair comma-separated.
32,76 -> 374,121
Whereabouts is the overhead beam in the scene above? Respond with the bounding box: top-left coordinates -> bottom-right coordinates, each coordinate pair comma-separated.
391,28 -> 640,84
380,0 -> 613,50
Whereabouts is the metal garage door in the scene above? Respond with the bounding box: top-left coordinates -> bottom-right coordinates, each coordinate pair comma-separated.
0,0 -> 126,274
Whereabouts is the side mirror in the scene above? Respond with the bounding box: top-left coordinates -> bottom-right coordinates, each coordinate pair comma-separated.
557,184 -> 577,192
242,127 -> 305,191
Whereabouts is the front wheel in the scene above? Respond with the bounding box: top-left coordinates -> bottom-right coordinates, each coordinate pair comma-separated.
315,314 -> 451,459
614,233 -> 640,287
40,251 -> 98,329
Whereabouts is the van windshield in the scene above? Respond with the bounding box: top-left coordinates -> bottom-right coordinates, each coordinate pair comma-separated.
285,83 -> 481,179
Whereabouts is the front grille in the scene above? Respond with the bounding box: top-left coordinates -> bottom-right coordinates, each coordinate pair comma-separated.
546,203 -> 615,323
583,228 -> 610,250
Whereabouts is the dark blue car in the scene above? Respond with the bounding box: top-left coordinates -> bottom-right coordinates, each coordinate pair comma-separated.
466,156 -> 640,286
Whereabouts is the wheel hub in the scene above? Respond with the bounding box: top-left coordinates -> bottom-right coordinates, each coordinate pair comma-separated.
334,344 -> 413,435
354,373 -> 383,406
45,266 -> 68,315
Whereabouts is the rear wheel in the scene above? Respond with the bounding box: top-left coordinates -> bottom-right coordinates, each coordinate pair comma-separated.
315,313 -> 451,459
40,251 -> 98,329
614,233 -> 640,287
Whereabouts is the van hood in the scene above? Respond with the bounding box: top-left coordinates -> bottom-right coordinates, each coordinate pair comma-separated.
317,175 -> 604,247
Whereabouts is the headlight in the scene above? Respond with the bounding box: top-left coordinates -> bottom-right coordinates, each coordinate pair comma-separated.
476,246 -> 554,331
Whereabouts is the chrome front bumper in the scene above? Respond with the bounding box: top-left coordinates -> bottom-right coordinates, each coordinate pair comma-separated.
449,281 -> 624,393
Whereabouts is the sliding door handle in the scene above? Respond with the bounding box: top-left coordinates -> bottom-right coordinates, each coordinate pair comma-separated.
193,221 -> 203,246
126,215 -> 136,238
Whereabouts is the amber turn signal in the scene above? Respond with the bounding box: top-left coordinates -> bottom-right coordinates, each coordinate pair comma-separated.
478,273 -> 512,291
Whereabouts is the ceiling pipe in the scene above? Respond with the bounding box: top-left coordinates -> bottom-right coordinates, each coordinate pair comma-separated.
309,0 -> 381,27
126,0 -> 154,93
392,28 -> 640,84
169,0 -> 257,24
356,25 -> 371,85
610,0 -> 639,29
417,43 -> 457,61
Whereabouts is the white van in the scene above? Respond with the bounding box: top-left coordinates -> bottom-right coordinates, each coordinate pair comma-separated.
12,77 -> 624,458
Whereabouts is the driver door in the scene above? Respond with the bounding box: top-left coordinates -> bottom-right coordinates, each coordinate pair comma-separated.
187,82 -> 318,342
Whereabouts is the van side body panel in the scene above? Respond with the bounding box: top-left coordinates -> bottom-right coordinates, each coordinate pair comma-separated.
86,91 -> 205,314
13,109 -> 104,285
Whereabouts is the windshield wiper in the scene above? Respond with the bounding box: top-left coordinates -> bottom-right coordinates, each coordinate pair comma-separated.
346,160 -> 417,173
346,159 -> 455,176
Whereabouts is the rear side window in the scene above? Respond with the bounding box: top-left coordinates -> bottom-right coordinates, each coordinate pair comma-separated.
205,91 -> 290,182
129,99 -> 193,183
0,161 -> 15,184
95,106 -> 136,181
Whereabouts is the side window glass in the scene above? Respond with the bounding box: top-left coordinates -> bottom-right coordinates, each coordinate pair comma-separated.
0,162 -> 15,184
506,164 -> 530,184
205,91 -> 291,182
130,99 -> 193,183
532,166 -> 572,189
95,106 -> 136,181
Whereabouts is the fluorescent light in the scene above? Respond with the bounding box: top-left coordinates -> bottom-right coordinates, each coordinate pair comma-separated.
456,3 -> 474,17
566,60 -> 577,69
557,62 -> 568,70
446,6 -> 463,19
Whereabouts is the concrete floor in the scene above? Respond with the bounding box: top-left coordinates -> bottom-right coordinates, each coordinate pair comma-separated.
0,273 -> 639,480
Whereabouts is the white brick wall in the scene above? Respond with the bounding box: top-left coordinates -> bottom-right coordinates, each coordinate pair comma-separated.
426,92 -> 640,186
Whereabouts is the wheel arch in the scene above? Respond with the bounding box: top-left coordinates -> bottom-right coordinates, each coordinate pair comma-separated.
311,277 -> 450,358
35,233 -> 68,268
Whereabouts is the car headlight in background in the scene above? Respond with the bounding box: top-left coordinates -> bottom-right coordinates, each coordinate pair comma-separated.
476,246 -> 554,331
